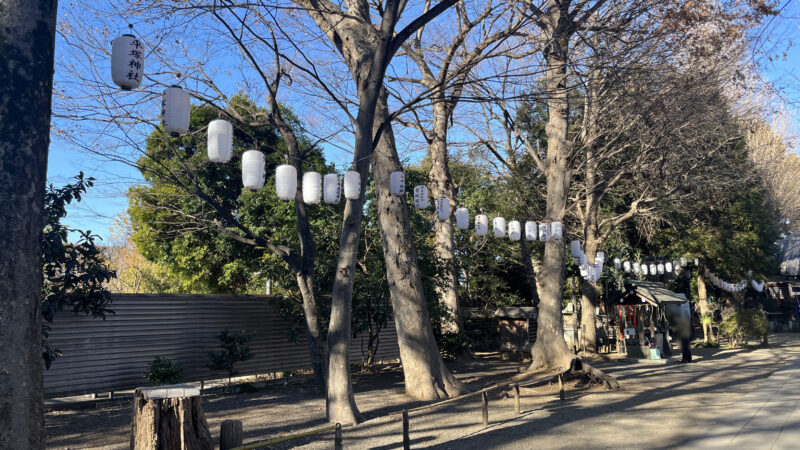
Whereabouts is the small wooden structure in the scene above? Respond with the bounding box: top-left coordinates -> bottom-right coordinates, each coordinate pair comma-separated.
615,281 -> 687,359
130,384 -> 212,450
494,307 -> 538,352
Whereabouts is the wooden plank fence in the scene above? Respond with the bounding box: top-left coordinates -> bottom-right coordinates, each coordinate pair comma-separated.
44,294 -> 399,398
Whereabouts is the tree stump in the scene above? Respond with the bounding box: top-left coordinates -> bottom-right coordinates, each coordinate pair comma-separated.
130,384 -> 212,450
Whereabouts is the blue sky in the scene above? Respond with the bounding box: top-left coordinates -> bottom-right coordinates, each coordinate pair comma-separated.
49,1 -> 800,243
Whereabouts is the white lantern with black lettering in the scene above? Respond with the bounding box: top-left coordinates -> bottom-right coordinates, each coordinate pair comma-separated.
623,261 -> 632,272
302,172 -> 322,204
344,171 -> 360,200
455,207 -> 469,230
633,262 -> 641,274
274,163 -> 296,199
493,217 -> 506,238
665,261 -> 673,273
641,264 -> 649,276
525,221 -> 538,241
162,86 -> 190,136
475,214 -> 488,236
390,171 -> 405,195
614,258 -> 621,270
242,150 -> 266,190
413,185 -> 429,209
539,222 -> 550,242
436,198 -> 450,221
508,220 -> 521,241
323,173 -> 340,204
649,263 -> 657,275
596,251 -> 605,263
657,262 -> 665,275
111,34 -> 144,90
550,221 -> 563,240
207,118 -> 233,163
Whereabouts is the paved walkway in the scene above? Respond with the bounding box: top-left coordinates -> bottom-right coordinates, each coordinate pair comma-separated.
687,355 -> 800,449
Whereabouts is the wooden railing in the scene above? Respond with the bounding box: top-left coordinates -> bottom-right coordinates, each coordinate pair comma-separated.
230,359 -> 581,450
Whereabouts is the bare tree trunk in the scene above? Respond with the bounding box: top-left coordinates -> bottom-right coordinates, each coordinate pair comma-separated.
374,92 -> 469,400
696,272 -> 716,343
429,101 -> 460,334
580,279 -> 599,355
528,1 -> 575,371
0,1 -> 57,447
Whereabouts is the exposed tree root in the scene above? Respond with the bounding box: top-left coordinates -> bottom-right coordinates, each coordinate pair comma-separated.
520,357 -> 622,391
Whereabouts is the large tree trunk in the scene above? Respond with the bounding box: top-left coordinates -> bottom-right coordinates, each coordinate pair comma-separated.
696,272 -> 716,343
429,101 -> 460,334
130,386 -> 212,450
528,1 -> 575,371
519,237 -> 540,305
580,279 -> 600,355
374,92 -> 469,400
0,1 -> 58,447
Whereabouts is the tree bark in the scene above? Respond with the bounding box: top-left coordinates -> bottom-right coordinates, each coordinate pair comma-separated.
696,272 -> 716,343
519,237 -> 540,305
130,386 -> 212,450
580,279 -> 599,355
429,100 -> 460,334
0,1 -> 58,447
528,0 -> 576,371
374,92 -> 469,400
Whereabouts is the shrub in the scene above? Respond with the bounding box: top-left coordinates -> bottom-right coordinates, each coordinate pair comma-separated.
719,310 -> 768,348
144,356 -> 184,385
207,329 -> 254,384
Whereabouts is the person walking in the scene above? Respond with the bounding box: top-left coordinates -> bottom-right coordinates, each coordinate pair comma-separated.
676,314 -> 693,363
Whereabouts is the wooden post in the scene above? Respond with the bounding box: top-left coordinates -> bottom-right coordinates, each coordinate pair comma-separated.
402,409 -> 410,450
558,374 -> 565,401
220,420 -> 243,450
130,384 -> 212,450
334,423 -> 343,450
481,391 -> 489,425
513,384 -> 520,414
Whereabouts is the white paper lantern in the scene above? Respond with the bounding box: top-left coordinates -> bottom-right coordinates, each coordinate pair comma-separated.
551,221 -> 563,240
665,261 -> 673,273
673,261 -> 680,272
111,34 -> 144,90
649,263 -> 657,275
580,264 -> 589,278
508,220 -> 521,241
302,171 -> 322,204
580,253 -> 588,266
680,257 -> 687,267
493,217 -> 506,238
641,264 -> 649,276
596,251 -> 605,263
343,171 -> 360,200
570,240 -> 582,257
436,198 -> 450,221
207,119 -> 233,163
623,260 -> 632,272
475,214 -> 488,236
455,207 -> 469,230
694,258 -> 699,266
657,263 -> 665,275
633,262 -> 641,274
242,150 -> 266,190
613,258 -> 621,270
323,173 -> 341,204
539,222 -> 551,242
273,164 -> 297,200
413,185 -> 429,209
162,85 -> 190,136
390,171 -> 405,195
525,221 -> 538,241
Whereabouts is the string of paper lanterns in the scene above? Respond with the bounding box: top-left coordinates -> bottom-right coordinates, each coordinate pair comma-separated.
110,33 -> 563,243
704,268 -> 765,293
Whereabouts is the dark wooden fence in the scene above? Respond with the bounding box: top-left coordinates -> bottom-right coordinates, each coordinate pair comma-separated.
44,294 -> 399,398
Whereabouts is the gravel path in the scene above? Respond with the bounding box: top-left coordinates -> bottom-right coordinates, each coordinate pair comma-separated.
46,334 -> 800,449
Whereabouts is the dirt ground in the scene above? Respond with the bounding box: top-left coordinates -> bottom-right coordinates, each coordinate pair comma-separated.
45,334 -> 800,449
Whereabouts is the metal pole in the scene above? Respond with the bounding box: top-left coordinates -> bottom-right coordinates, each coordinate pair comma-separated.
334,423 -> 342,450
402,410 -> 410,450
